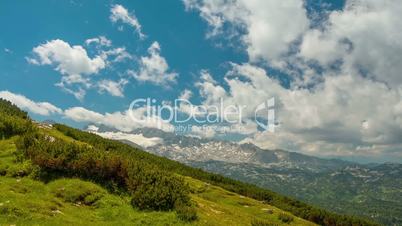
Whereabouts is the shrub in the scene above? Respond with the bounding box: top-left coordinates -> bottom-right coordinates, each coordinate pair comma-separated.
49,179 -> 106,206
175,202 -> 198,222
129,168 -> 190,211
17,131 -> 192,212
0,99 -> 32,139
278,213 -> 294,223
2,160 -> 37,178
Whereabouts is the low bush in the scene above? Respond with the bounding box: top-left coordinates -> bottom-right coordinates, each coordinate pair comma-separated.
278,213 -> 294,223
49,179 -> 106,206
130,169 -> 190,211
16,131 -> 192,212
5,160 -> 35,178
175,202 -> 198,222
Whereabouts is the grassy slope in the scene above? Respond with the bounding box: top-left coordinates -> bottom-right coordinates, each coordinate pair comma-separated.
0,135 -> 315,226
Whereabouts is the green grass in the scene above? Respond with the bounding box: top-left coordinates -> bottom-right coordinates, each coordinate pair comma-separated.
186,177 -> 313,226
0,176 -> 186,226
0,136 -> 315,226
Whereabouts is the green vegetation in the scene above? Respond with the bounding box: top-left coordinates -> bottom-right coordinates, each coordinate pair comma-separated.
48,179 -> 107,205
53,124 -> 380,226
0,99 -> 32,139
191,158 -> 401,226
16,130 -> 192,212
0,136 -> 313,226
278,213 -> 294,223
251,219 -> 279,226
0,98 -> 379,225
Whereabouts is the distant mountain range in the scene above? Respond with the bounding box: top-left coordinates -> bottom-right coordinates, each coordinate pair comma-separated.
86,125 -> 402,226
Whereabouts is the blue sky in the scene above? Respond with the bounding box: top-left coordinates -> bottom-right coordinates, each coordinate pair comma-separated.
0,0 -> 341,124
1,0 -> 402,163
0,0 -> 245,113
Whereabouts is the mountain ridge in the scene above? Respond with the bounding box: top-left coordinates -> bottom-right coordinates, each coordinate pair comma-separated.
86,124 -> 402,225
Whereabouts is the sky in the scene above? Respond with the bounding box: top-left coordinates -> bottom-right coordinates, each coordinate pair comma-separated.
1,0 -> 402,163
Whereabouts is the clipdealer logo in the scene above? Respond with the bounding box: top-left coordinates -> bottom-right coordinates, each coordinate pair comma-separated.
128,97 -> 276,133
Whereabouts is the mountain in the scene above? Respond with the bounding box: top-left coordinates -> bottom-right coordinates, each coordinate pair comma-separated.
0,137 -> 316,226
0,98 -> 376,226
89,125 -> 402,226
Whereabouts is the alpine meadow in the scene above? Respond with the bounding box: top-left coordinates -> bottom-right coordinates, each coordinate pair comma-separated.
0,1 -> 401,225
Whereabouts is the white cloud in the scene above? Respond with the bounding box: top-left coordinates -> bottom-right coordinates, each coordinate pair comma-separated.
196,70 -> 227,105
0,91 -> 62,116
28,38 -> 133,100
64,107 -> 104,122
110,4 -> 145,39
186,0 -> 402,87
4,48 -> 12,54
97,79 -> 128,97
183,0 -> 402,160
0,90 -> 172,133
189,63 -> 402,159
101,47 -> 132,63
183,0 -> 309,62
64,106 -> 174,133
130,42 -> 178,86
29,39 -> 106,78
92,131 -> 164,148
299,0 -> 402,86
179,89 -> 193,100
87,124 -> 99,132
28,39 -> 107,99
85,36 -> 112,47
60,86 -> 87,102
176,89 -> 199,117
57,74 -> 91,87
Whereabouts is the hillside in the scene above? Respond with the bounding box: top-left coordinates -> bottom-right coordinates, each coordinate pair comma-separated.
0,98 -> 377,225
89,126 -> 401,225
0,138 -> 314,226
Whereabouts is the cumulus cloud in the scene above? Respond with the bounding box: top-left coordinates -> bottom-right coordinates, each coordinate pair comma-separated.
28,38 -> 132,100
129,42 -> 178,86
183,0 -> 402,160
0,91 -> 62,116
196,70 -> 227,105
97,79 -> 128,97
299,0 -> 402,86
92,131 -> 164,148
64,106 -> 174,133
179,89 -> 193,101
183,0 -> 309,62
61,86 -> 87,102
186,0 -> 402,87
110,4 -> 145,38
0,90 -> 172,133
64,107 -> 104,122
85,36 -> 112,47
101,47 -> 132,63
27,39 -> 106,99
187,63 -> 402,159
29,39 -> 106,78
